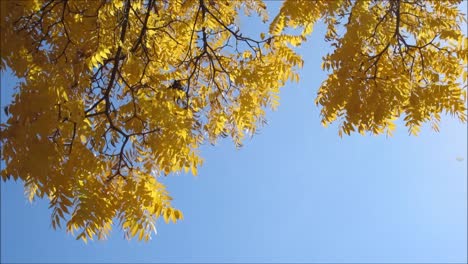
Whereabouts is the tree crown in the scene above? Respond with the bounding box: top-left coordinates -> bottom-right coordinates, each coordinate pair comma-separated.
1,0 -> 466,242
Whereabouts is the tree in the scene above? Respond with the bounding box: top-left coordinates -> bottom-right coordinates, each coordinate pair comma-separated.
1,0 -> 466,242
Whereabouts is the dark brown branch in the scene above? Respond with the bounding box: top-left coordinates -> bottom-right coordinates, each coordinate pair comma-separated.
131,0 -> 155,52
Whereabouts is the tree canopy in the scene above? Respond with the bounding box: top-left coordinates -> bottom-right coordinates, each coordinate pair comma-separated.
1,0 -> 466,242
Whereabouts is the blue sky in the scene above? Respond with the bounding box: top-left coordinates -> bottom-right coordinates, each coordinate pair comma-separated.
1,2 -> 467,263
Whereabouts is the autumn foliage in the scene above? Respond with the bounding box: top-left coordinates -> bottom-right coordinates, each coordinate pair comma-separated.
1,0 -> 466,241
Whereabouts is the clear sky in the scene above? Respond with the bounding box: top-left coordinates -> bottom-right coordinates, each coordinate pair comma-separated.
1,2 -> 467,263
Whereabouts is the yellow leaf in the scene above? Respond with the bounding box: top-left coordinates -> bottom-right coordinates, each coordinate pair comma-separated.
83,118 -> 92,127
130,224 -> 139,237
190,165 -> 197,176
138,229 -> 144,241
163,209 -> 170,224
